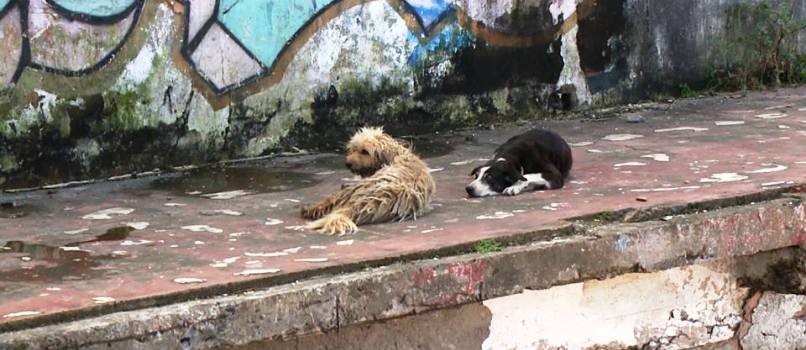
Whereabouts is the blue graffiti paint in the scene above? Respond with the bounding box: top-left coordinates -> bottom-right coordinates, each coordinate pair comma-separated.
613,235 -> 632,253
404,0 -> 453,29
49,0 -> 136,17
218,0 -> 335,68
407,23 -> 474,66
0,0 -> 10,11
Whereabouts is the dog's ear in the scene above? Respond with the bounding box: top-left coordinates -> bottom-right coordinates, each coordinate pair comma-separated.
470,166 -> 482,178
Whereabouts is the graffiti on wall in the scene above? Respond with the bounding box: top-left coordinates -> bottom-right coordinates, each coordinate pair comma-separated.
0,0 -> 144,87
0,0 -> 588,100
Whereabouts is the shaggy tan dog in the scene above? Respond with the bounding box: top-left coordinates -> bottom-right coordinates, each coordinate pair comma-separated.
301,127 -> 435,235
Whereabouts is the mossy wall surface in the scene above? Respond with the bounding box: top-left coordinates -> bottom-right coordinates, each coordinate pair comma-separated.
0,0 -> 802,188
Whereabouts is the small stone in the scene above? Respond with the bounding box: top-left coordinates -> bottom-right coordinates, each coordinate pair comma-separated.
636,197 -> 648,202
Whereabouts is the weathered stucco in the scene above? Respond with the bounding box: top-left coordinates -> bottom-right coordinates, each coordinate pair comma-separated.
0,0 -> 803,187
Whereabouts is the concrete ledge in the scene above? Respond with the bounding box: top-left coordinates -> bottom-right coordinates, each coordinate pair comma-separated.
1,191 -> 804,349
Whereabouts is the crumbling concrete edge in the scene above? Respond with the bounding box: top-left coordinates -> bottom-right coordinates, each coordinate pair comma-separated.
1,194 -> 805,349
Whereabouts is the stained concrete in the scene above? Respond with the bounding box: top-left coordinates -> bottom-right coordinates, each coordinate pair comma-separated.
234,303 -> 492,350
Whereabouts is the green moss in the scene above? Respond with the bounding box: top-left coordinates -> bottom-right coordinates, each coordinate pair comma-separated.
100,88 -> 151,132
593,211 -> 620,222
474,239 -> 503,254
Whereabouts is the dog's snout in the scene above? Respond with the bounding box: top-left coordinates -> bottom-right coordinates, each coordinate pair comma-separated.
345,162 -> 352,169
465,186 -> 475,197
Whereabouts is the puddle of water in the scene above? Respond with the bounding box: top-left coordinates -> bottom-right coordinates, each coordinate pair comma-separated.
150,167 -> 320,196
307,155 -> 345,170
76,226 -> 135,245
402,137 -> 455,159
0,202 -> 41,219
0,226 -> 135,282
0,241 -> 118,283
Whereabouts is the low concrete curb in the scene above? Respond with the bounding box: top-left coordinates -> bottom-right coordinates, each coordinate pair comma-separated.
1,192 -> 805,349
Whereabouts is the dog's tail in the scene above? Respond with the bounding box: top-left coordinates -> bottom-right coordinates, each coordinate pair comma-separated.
305,208 -> 358,236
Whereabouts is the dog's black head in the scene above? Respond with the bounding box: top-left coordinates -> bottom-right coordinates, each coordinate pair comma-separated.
466,159 -> 526,197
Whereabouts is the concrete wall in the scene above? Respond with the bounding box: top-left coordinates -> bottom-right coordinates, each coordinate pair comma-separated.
0,0 -> 803,187
252,248 -> 806,350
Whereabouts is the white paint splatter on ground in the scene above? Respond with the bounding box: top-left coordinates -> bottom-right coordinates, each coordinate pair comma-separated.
186,191 -> 202,195
194,241 -> 205,245
778,125 -> 791,129
120,240 -> 154,246
755,113 -> 788,119
614,162 -> 646,167
641,154 -> 670,162
201,190 -> 252,200
570,142 -> 593,147
798,107 -> 806,112
542,203 -> 568,211
746,164 -> 787,174
603,134 -> 643,141
181,225 -> 223,233
244,252 -> 288,257
63,228 -> 89,235
761,181 -> 793,187
587,149 -> 605,153
164,203 -> 187,207
654,127 -> 709,133
336,240 -> 354,246
284,199 -> 301,203
92,297 -> 115,304
126,222 -> 150,230
315,171 -> 336,176
421,227 -> 444,234
715,121 -> 745,126
285,225 -> 306,231
265,218 -> 284,226
631,186 -> 701,193
700,173 -> 749,183
309,245 -> 327,250
234,269 -> 281,276
59,246 -> 85,252
283,247 -> 302,254
3,311 -> 41,318
210,256 -> 240,268
477,212 -> 515,220
203,209 -> 243,216
173,278 -> 207,284
294,258 -> 329,263
20,257 -> 31,262
82,208 -> 134,220
429,167 -> 445,173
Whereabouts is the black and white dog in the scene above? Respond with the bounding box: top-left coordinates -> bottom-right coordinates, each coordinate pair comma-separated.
466,129 -> 572,197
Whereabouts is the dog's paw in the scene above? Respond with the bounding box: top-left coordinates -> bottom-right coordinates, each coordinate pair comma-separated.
319,222 -> 357,236
503,186 -> 523,196
300,205 -> 323,220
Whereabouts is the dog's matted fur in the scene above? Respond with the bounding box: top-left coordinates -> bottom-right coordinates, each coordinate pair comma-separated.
301,127 -> 435,235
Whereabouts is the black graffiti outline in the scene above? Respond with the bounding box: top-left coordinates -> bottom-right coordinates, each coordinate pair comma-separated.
44,0 -> 141,24
25,0 -> 145,77
0,0 -> 31,85
182,0 -> 268,94
397,0 -> 456,37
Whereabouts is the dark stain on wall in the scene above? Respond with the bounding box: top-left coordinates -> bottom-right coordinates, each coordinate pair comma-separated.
578,0 -> 628,94
433,39 -> 564,95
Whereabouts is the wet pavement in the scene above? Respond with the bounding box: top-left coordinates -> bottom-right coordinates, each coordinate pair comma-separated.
1,88 -> 806,329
